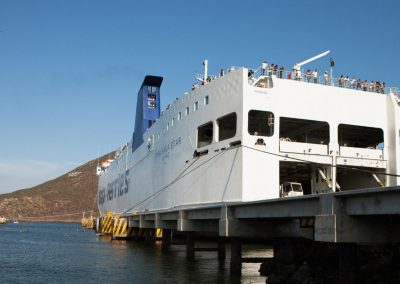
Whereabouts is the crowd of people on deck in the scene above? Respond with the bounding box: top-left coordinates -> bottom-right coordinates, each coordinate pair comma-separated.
191,61 -> 388,94
336,75 -> 386,93
261,62 -> 285,78
260,61 -> 386,93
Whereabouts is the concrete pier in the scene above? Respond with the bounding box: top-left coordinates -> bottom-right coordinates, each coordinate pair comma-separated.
127,186 -> 400,244
96,186 -> 400,276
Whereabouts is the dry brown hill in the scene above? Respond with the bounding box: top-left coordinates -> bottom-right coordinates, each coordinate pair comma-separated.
0,152 -> 115,222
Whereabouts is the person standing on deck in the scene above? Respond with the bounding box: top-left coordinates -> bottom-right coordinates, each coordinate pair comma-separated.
324,71 -> 329,85
296,68 -> 302,81
261,61 -> 268,76
369,81 -> 375,92
338,75 -> 344,87
362,80 -> 368,91
268,64 -> 274,76
351,77 -> 356,89
279,66 -> 284,78
344,76 -> 349,88
305,69 -> 311,82
312,69 -> 318,83
356,79 -> 361,90
273,64 -> 278,76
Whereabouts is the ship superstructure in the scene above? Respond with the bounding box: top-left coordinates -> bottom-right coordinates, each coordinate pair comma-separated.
97,54 -> 400,216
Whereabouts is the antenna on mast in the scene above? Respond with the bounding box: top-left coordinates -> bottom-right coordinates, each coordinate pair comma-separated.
195,59 -> 209,84
203,59 -> 208,84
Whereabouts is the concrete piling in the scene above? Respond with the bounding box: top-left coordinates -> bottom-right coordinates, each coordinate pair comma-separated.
162,229 -> 171,251
338,243 -> 358,284
230,237 -> 242,274
186,232 -> 195,260
218,236 -> 226,263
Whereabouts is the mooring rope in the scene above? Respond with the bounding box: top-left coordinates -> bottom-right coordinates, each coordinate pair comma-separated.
121,149 -> 229,215
241,145 -> 400,178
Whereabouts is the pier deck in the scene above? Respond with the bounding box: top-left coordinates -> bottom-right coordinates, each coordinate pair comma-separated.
128,186 -> 400,244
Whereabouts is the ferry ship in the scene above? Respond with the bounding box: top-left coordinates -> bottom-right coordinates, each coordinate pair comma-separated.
97,51 -> 400,217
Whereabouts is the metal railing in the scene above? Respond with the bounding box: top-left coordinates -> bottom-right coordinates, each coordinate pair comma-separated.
196,65 -> 398,99
387,87 -> 399,97
248,67 -> 398,95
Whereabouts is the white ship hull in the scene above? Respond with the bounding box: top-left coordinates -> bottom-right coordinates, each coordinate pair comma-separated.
98,67 -> 400,216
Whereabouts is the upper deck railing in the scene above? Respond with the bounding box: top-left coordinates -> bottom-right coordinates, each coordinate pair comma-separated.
248,67 -> 399,98
194,66 -> 399,104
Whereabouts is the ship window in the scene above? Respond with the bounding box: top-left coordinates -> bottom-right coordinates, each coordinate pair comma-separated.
147,86 -> 158,93
248,110 -> 274,136
338,124 -> 383,148
178,112 -> 182,120
218,113 -> 237,141
197,121 -> 213,148
204,96 -> 209,105
148,100 -> 156,109
280,117 -> 329,144
171,118 -> 174,127
185,107 -> 190,116
194,101 -> 199,111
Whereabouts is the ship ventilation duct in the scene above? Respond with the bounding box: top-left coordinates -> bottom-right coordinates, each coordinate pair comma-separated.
131,75 -> 163,152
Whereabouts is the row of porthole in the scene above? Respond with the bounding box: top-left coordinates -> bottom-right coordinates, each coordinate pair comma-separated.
153,95 -> 210,141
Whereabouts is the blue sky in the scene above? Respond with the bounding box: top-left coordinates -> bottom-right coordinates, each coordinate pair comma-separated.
0,0 -> 399,193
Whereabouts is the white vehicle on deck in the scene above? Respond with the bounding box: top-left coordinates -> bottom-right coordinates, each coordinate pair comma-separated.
280,182 -> 304,198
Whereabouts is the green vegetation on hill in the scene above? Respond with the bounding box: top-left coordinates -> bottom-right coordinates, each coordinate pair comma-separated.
0,152 -> 115,222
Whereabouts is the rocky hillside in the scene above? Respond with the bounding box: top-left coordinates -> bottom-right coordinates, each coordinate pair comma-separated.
0,152 -> 115,222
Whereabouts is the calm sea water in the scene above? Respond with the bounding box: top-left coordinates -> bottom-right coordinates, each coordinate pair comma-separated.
0,222 -> 269,284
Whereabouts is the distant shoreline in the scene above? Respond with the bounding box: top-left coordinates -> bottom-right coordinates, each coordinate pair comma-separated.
7,219 -> 81,223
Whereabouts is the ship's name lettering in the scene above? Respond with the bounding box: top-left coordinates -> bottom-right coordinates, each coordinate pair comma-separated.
98,169 -> 129,205
155,137 -> 182,161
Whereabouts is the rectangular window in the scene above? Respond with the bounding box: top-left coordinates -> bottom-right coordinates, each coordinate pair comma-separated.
197,121 -> 213,148
194,101 -> 199,111
218,113 -> 237,141
178,112 -> 182,120
204,95 -> 209,105
148,101 -> 156,109
279,117 -> 329,144
171,118 -> 174,127
185,107 -> 190,116
147,91 -> 157,109
338,124 -> 383,148
167,123 -> 169,131
147,86 -> 158,93
248,110 -> 274,136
